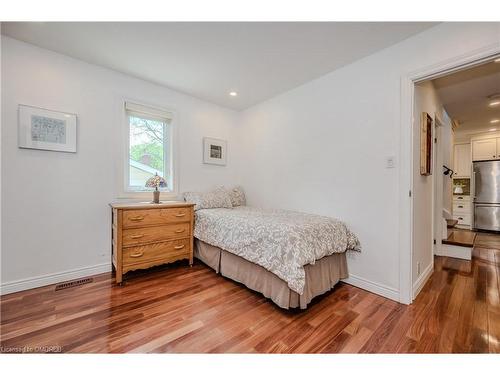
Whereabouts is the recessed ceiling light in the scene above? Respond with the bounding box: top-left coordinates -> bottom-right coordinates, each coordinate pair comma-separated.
495,58 -> 500,63
229,91 -> 238,97
490,100 -> 500,107
491,119 -> 500,124
489,128 -> 497,132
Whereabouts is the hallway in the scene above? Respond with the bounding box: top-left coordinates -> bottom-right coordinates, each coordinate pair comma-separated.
413,232 -> 500,352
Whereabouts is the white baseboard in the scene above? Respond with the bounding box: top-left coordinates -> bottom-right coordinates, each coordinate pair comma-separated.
437,244 -> 472,261
343,274 -> 399,302
412,262 -> 433,300
0,263 -> 112,295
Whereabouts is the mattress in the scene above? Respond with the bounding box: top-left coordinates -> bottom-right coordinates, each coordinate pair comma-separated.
194,206 -> 359,294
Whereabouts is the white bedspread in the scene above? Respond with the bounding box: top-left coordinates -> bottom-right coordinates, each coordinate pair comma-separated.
194,206 -> 360,294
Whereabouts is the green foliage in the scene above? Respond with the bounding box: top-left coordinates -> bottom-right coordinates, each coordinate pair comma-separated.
130,143 -> 164,171
129,115 -> 166,172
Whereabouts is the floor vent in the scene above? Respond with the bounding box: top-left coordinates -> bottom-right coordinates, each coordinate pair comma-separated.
55,277 -> 93,291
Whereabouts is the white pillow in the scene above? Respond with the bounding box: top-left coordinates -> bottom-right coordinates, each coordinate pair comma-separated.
183,187 -> 232,211
227,186 -> 246,207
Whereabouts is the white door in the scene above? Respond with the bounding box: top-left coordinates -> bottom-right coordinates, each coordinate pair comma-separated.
454,143 -> 471,177
472,138 -> 497,161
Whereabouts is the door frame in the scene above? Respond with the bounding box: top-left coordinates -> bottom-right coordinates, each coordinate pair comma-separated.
433,115 -> 444,259
398,44 -> 500,304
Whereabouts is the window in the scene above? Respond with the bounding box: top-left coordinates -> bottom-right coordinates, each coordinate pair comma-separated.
124,102 -> 174,193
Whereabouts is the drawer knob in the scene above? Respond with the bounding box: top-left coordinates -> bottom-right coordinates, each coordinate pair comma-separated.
458,205 -> 463,208
175,213 -> 186,217
130,251 -> 144,258
129,216 -> 144,222
174,245 -> 185,250
130,234 -> 144,239
458,217 -> 463,220
175,229 -> 185,233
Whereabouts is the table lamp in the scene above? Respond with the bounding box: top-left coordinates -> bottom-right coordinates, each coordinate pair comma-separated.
145,173 -> 167,204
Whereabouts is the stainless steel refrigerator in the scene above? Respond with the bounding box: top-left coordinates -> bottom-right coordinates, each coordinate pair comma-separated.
473,160 -> 500,232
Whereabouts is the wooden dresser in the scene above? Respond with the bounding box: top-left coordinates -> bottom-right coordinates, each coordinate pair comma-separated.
110,201 -> 195,284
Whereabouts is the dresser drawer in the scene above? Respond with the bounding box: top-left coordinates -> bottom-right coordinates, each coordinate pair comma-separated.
453,214 -> 471,226
453,195 -> 470,202
123,238 -> 191,266
110,201 -> 194,284
123,207 -> 192,228
122,222 -> 190,247
453,201 -> 470,213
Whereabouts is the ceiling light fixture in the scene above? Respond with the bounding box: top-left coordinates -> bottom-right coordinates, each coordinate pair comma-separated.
229,91 -> 238,97
495,58 -> 500,63
490,128 -> 497,132
490,100 -> 500,107
491,119 -> 500,124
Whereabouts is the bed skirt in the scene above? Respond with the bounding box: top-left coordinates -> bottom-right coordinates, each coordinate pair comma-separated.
194,239 -> 348,309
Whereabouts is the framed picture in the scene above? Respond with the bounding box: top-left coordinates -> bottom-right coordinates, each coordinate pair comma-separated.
18,104 -> 77,153
420,112 -> 433,176
203,137 -> 227,166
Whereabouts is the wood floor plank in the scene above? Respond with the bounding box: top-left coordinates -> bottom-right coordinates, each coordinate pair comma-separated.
130,320 -> 204,353
488,310 -> 500,353
452,275 -> 476,353
358,304 -> 405,353
339,326 -> 373,353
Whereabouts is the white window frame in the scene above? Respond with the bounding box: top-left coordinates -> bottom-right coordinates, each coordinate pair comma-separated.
119,99 -> 179,199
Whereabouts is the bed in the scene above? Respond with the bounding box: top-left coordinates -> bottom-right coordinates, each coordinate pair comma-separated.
192,205 -> 360,309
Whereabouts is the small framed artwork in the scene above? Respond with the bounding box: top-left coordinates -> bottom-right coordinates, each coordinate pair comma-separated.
420,112 -> 433,176
18,104 -> 77,153
203,137 -> 227,166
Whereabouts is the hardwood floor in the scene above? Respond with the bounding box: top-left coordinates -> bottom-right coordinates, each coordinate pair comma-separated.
1,233 -> 500,353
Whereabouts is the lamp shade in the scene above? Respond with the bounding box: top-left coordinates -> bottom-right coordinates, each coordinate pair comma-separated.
145,173 -> 167,189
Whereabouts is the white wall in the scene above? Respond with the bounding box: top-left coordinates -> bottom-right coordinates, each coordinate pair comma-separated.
1,36 -> 239,293
412,81 -> 452,293
236,23 -> 499,301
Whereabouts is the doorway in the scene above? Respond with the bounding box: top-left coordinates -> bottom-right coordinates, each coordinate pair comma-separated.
400,47 -> 500,303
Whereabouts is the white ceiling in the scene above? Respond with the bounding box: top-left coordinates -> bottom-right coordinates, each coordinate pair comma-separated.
1,22 -> 436,110
433,61 -> 500,134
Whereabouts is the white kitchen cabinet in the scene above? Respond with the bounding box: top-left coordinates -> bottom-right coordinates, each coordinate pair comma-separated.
452,201 -> 470,213
452,195 -> 472,229
472,138 -> 497,161
453,143 -> 471,177
453,213 -> 472,227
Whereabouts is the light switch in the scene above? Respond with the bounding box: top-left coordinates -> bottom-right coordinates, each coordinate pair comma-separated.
386,156 -> 396,168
